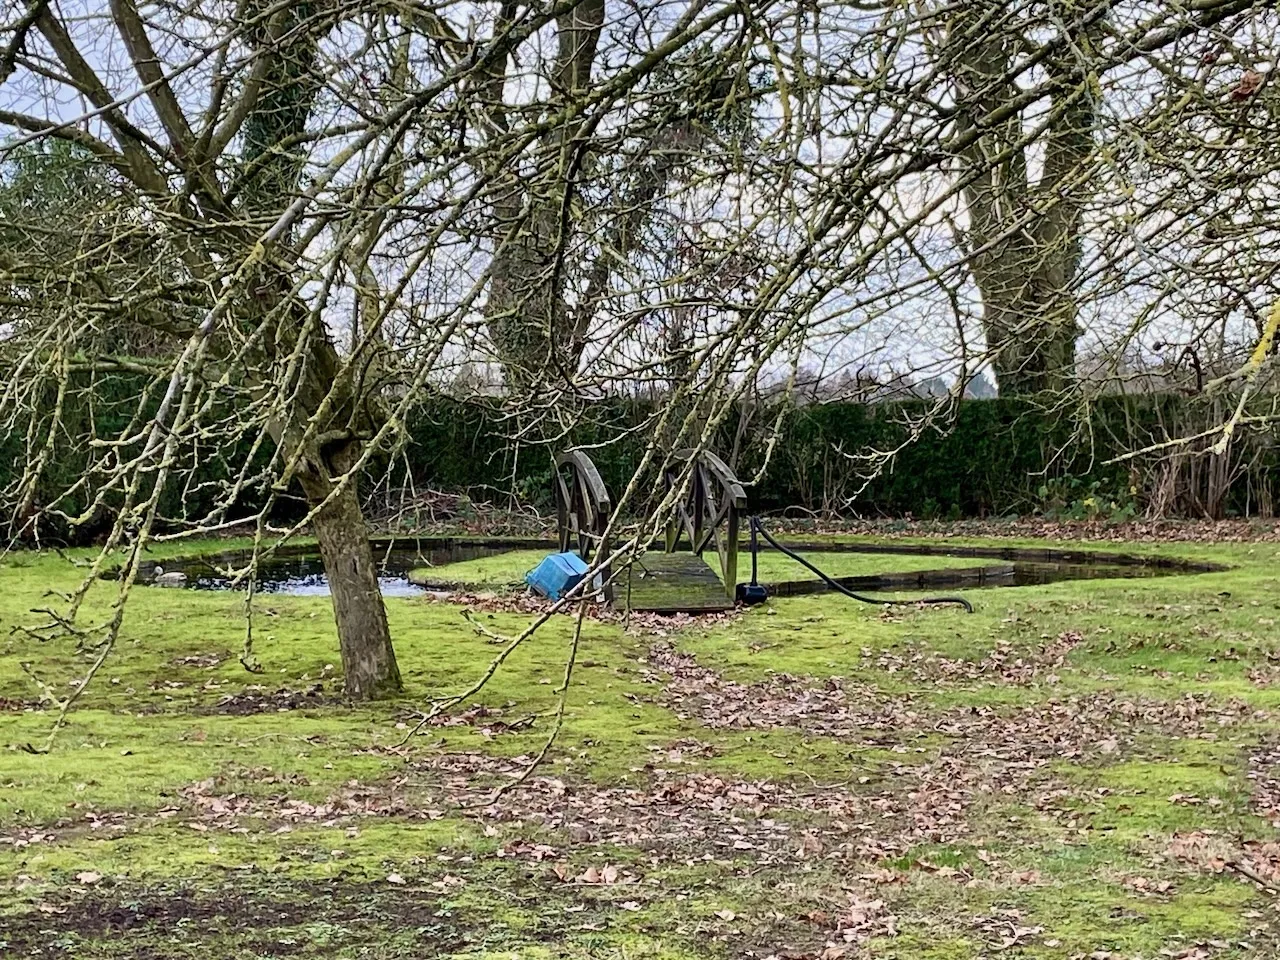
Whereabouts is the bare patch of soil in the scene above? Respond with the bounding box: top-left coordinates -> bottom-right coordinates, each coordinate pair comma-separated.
2,879 -> 466,958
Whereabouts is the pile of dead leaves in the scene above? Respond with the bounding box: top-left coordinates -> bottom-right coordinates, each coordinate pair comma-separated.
207,683 -> 330,715
764,516 -> 1280,544
1248,744 -> 1280,828
1169,830 -> 1280,892
437,591 -> 741,636
415,702 -> 536,736
645,643 -> 1261,758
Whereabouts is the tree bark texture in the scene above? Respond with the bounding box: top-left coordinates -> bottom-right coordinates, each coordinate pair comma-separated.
297,440 -> 402,699
951,2 -> 1098,396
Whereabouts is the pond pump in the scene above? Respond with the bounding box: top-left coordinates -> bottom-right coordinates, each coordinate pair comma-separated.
741,516 -> 973,613
735,517 -> 770,605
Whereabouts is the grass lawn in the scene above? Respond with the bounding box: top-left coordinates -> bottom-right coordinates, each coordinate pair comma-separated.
409,547 -> 997,589
2,533 -> 1280,958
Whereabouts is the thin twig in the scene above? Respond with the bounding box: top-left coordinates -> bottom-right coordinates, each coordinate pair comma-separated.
476,597 -> 587,806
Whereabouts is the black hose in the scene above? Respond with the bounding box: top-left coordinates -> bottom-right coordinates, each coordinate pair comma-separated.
749,512 -> 759,584
750,517 -> 973,613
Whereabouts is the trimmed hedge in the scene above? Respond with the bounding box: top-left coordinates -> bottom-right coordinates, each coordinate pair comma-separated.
0,370 -> 279,543
403,393 -> 1277,520
401,396 -> 652,507
4,381 -> 1276,543
764,394 -> 1276,518
742,398 -> 1111,517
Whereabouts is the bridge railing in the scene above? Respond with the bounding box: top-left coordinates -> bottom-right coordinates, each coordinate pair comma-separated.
554,450 -> 612,600
664,449 -> 746,600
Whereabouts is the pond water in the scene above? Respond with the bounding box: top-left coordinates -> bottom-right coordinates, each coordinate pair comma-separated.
763,540 -> 1221,597
137,537 -> 1221,599
137,538 -> 537,598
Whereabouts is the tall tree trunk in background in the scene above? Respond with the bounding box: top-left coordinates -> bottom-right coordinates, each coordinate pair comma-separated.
951,1 -> 1099,396
487,203 -> 571,393
484,0 -> 605,393
481,0 -> 712,395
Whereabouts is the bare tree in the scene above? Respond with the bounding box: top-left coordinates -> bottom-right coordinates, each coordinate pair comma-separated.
2,0 -> 1278,746
943,0 -> 1104,396
479,9 -> 753,393
0,0 -> 771,718
0,0 -> 427,699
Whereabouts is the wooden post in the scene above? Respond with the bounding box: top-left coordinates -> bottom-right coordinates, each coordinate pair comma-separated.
723,506 -> 739,600
665,464 -> 679,552
691,463 -> 705,557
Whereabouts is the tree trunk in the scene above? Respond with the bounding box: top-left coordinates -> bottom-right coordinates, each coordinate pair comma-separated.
232,2 -> 400,698
981,271 -> 1081,396
297,443 -> 402,700
487,203 -> 567,393
950,2 -> 1096,397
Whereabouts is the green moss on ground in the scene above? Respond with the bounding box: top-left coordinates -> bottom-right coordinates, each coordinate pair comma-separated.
2,535 -> 1279,957
409,548 -> 549,587
410,546 -> 1001,591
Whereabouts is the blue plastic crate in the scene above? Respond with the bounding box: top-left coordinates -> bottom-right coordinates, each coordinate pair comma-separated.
525,552 -> 590,601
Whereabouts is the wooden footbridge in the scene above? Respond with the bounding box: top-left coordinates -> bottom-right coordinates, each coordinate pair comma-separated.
554,448 -> 745,614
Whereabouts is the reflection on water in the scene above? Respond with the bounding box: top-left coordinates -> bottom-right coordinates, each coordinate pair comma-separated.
762,539 -> 1220,598
137,537 -> 1219,598
765,559 -> 1199,598
137,539 -> 533,598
